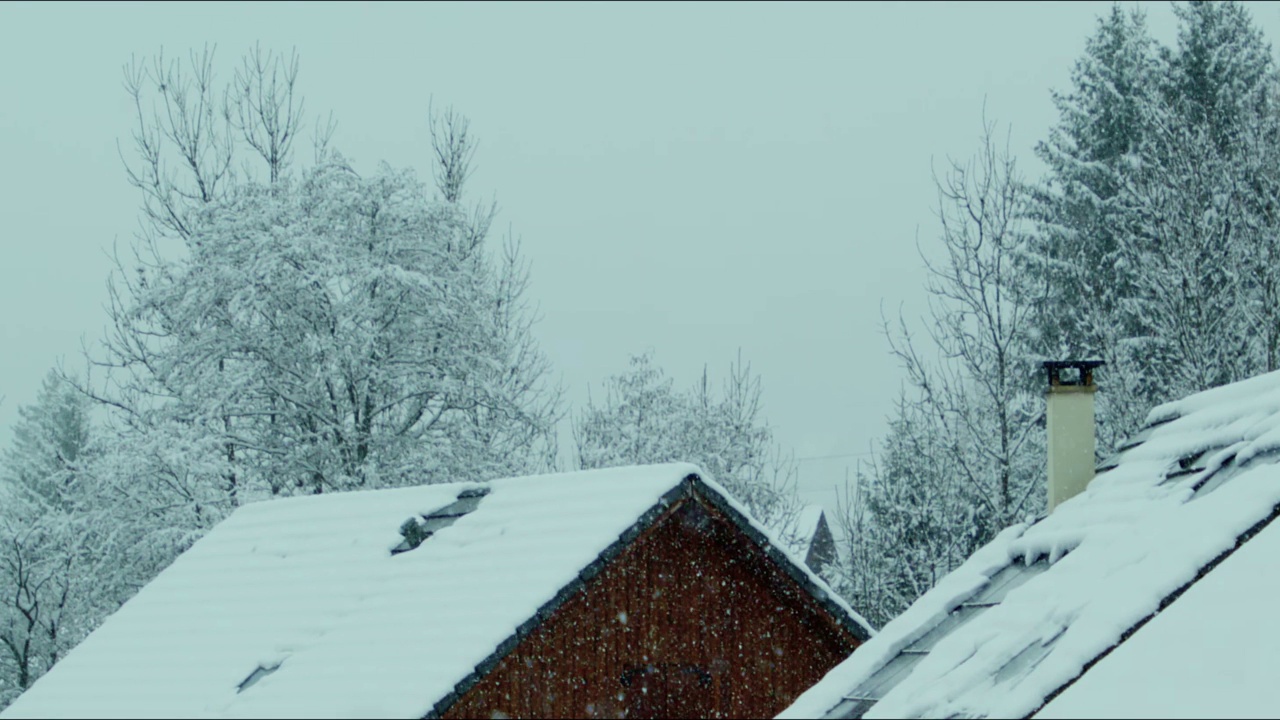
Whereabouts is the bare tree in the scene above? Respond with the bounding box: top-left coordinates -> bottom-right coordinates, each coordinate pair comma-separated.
0,518 -> 73,701
428,101 -> 478,204
231,44 -> 303,184
118,43 -> 312,246
428,100 -> 499,259
890,114 -> 1043,526
834,115 -> 1043,626
120,45 -> 235,241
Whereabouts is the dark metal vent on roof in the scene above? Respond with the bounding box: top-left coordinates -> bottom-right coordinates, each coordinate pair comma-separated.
1156,445 -> 1241,494
1161,449 -> 1211,483
1115,424 -> 1157,454
237,662 -> 281,693
1190,447 -> 1255,497
392,486 -> 490,555
1095,454 -> 1123,474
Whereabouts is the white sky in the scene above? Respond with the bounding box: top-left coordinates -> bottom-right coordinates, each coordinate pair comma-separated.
3,1 -> 1279,520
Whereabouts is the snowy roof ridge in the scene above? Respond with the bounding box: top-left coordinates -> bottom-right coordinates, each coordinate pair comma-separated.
2,462 -> 872,720
781,367 -> 1280,720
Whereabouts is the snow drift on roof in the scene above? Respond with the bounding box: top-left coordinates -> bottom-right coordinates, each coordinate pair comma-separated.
781,368 -> 1280,719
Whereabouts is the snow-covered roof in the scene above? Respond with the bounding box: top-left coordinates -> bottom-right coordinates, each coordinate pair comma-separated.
797,504 -> 827,543
2,462 -> 870,719
781,368 -> 1280,719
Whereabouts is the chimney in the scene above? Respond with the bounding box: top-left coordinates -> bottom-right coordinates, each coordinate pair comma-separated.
1043,360 -> 1104,512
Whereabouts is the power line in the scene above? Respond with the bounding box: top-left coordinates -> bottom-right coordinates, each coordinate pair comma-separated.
794,451 -> 874,463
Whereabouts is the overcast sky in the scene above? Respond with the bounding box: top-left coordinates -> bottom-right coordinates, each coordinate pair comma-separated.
4,1 -> 1280,518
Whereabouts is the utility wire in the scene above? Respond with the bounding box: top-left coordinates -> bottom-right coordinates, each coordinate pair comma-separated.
794,451 -> 874,463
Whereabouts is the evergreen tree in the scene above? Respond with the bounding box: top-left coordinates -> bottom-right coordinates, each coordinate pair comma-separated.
1235,76 -> 1280,372
1162,0 -> 1273,153
832,393 -> 980,627
1025,4 -> 1159,454
1119,0 -> 1276,401
2,370 -> 92,511
1026,1 -> 1278,451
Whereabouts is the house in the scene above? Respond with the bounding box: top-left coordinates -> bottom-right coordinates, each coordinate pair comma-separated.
0,463 -> 872,719
794,505 -> 837,576
781,362 -> 1280,719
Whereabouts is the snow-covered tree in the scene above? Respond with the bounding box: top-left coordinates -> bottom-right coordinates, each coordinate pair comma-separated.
0,373 -> 105,706
831,393 -> 977,628
1021,1 -> 1278,456
75,46 -> 559,530
93,157 -> 558,506
0,499 -> 74,707
1235,76 -> 1280,373
1116,0 -> 1276,402
1024,4 -> 1159,453
898,116 -> 1043,528
1161,0 -> 1273,154
574,352 -> 686,471
1120,103 -> 1257,396
1,371 -> 92,511
835,117 -> 1043,625
0,53 -> 564,708
841,2 -> 1280,631
574,351 -> 806,547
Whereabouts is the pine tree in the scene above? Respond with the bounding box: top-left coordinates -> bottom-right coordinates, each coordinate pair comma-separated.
832,393 -> 980,627
1119,0 -> 1276,401
2,370 -> 92,511
1025,4 -> 1159,453
1162,0 -> 1273,153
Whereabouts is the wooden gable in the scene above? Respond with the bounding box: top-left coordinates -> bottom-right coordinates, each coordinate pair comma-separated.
439,483 -> 863,719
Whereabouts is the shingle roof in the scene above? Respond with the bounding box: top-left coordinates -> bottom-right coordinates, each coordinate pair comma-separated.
1,463 -> 871,719
781,369 -> 1280,719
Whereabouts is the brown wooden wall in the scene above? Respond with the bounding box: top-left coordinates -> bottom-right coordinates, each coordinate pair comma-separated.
441,494 -> 861,719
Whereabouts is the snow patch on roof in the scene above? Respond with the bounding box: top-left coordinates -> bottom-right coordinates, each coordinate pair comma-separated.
781,368 -> 1280,719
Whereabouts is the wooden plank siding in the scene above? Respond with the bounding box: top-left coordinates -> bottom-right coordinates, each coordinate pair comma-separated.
442,493 -> 861,719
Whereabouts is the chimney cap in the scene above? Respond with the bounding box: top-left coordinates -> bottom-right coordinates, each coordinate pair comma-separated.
1041,359 -> 1106,371
1043,359 -> 1105,388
